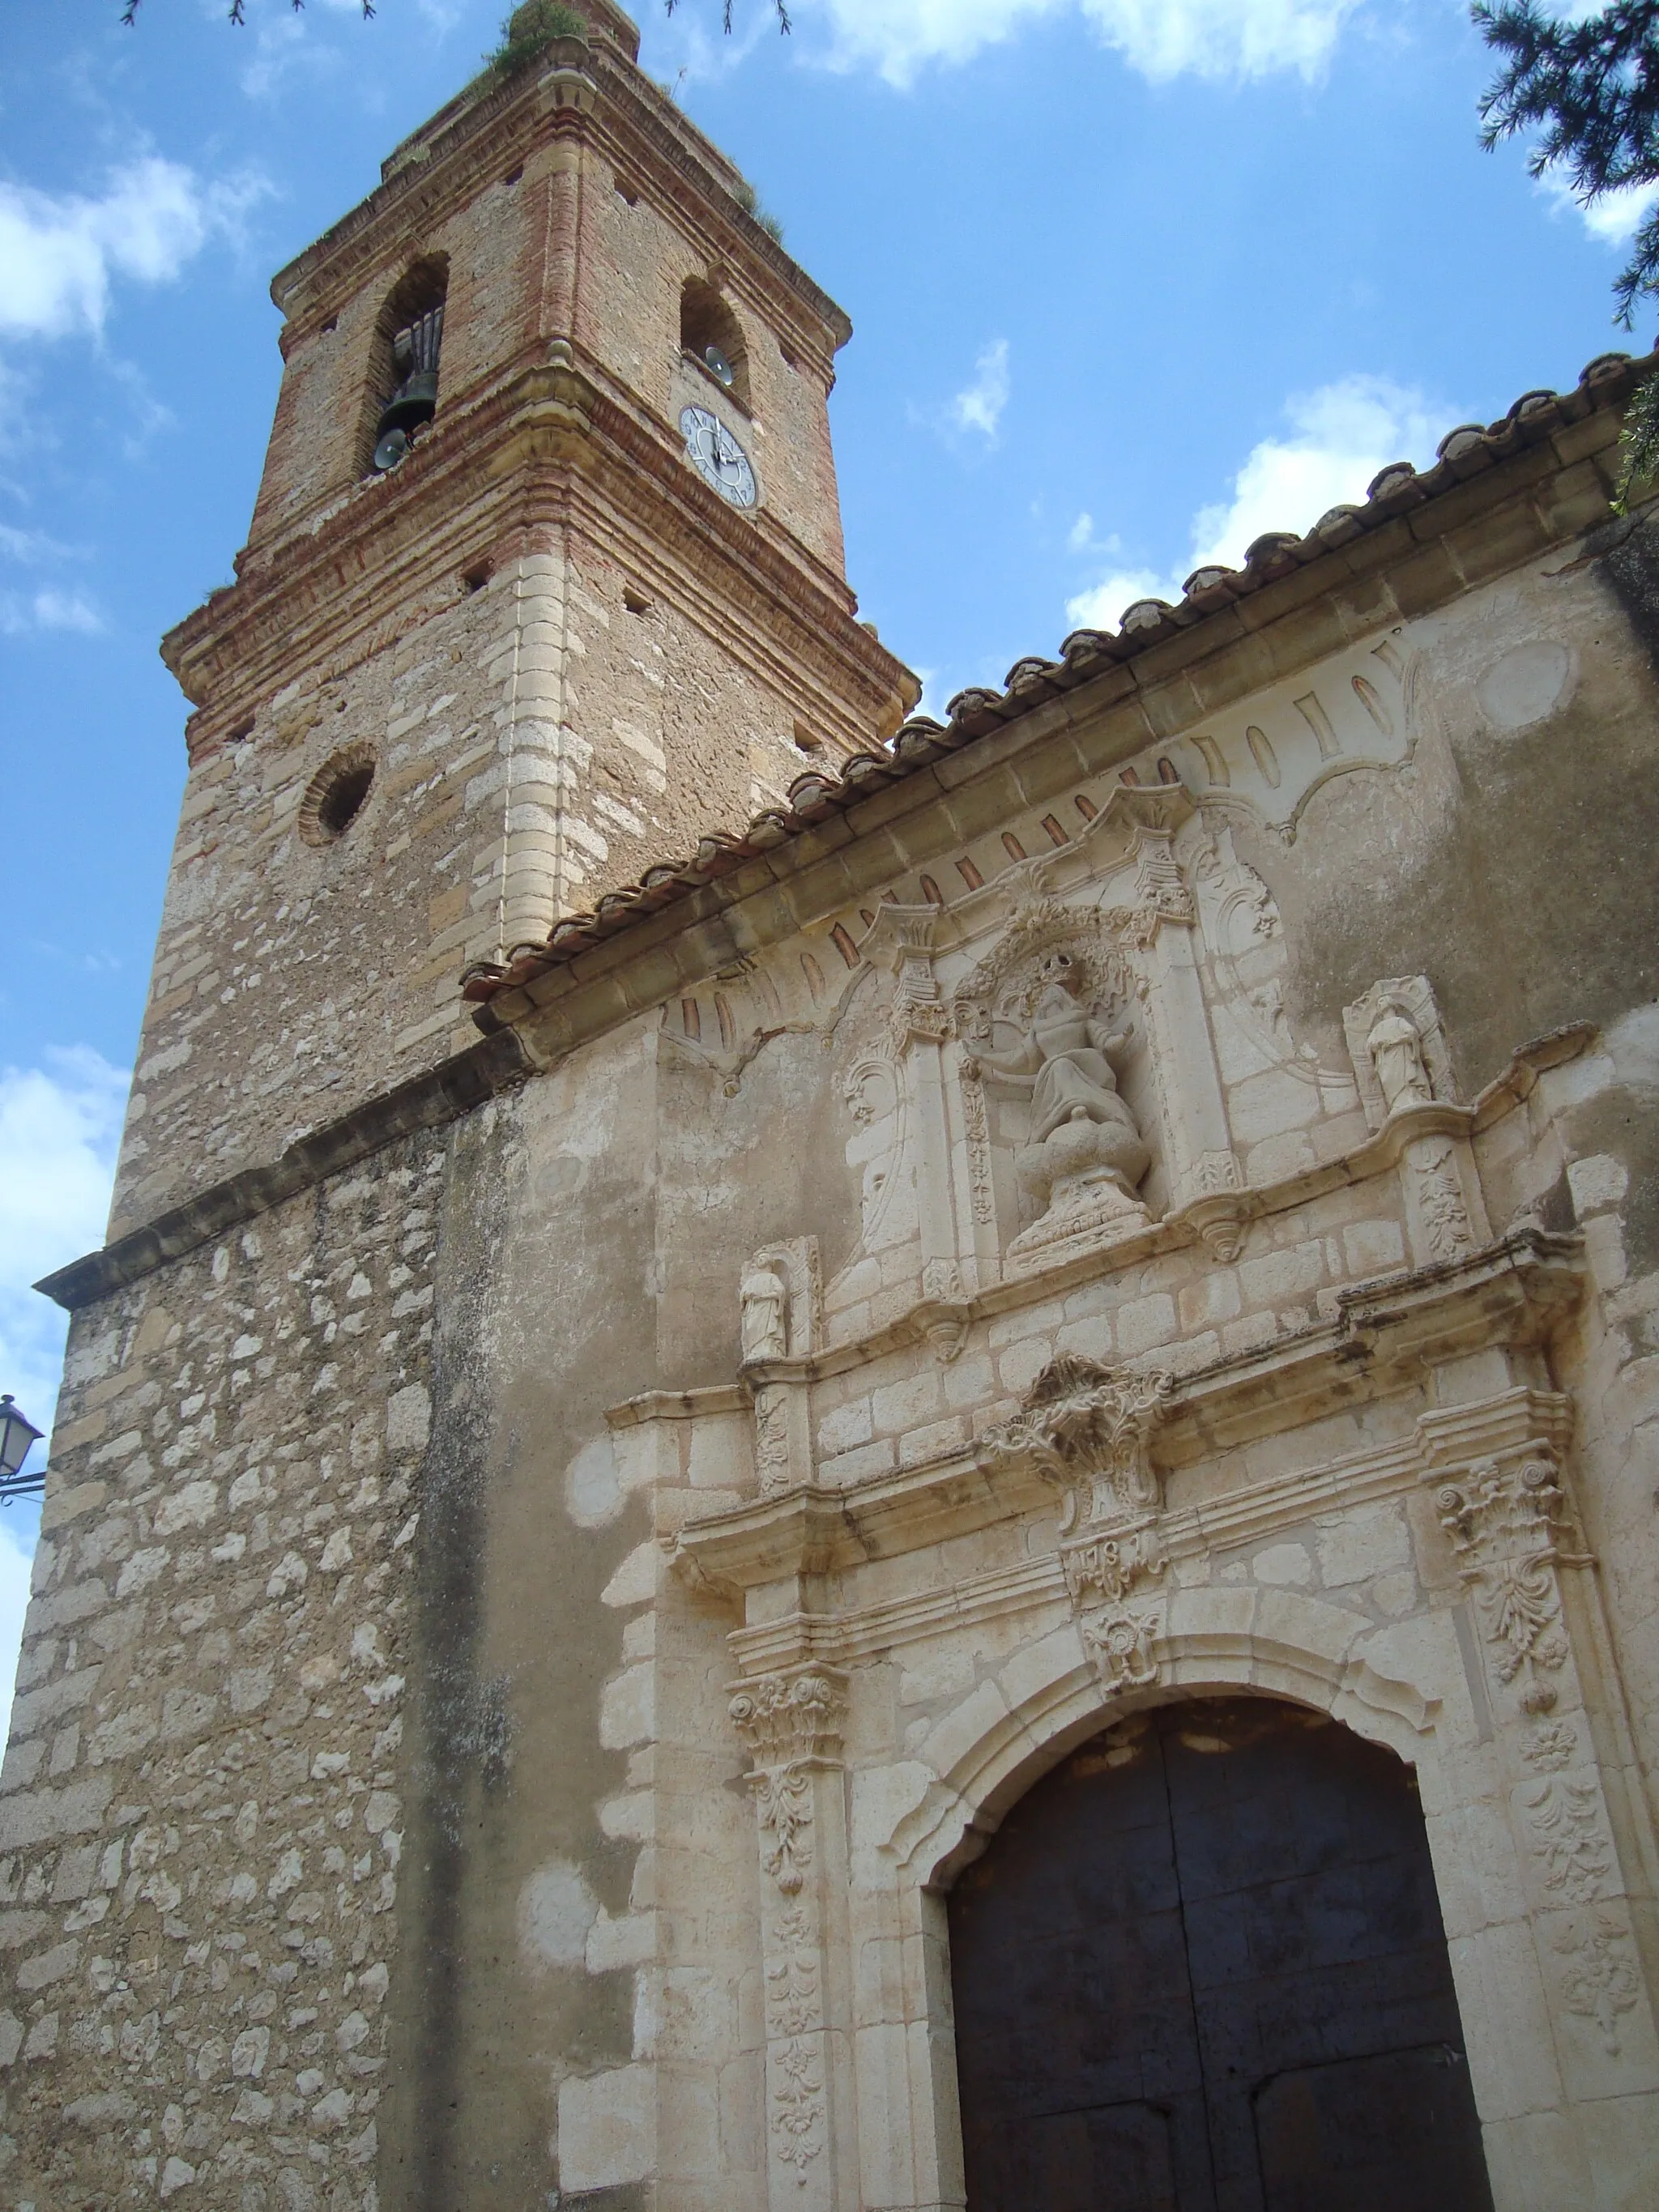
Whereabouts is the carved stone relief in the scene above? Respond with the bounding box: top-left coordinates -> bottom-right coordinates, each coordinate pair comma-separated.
969,983 -> 1152,1268
983,1357 -> 1176,1693
740,1238 -> 822,1495
729,1667 -> 849,2194
1344,974 -> 1457,1131
1424,1430 -> 1652,2065
952,901 -> 1154,1272
1435,1450 -> 1585,1716
1191,817 -> 1361,1120
1162,628 -> 1414,833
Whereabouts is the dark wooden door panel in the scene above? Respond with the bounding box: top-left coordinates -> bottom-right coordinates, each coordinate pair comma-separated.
1253,2044 -> 1493,2212
949,1698 -> 1493,2212
1013,2101 -> 1181,2212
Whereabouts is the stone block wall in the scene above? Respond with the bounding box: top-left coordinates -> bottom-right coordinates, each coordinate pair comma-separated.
0,1137 -> 444,2208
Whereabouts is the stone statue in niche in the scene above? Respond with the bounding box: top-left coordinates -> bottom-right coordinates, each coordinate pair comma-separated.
740,1259 -> 790,1364
1366,996 -> 1434,1115
1342,974 -> 1455,1132
969,975 -> 1152,1266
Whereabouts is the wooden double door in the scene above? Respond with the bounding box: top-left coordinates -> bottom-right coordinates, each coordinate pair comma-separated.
949,1698 -> 1493,2212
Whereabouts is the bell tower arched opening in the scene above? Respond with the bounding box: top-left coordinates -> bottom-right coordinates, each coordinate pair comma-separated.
679,275 -> 749,408
947,1694 -> 1493,2211
358,254 -> 450,477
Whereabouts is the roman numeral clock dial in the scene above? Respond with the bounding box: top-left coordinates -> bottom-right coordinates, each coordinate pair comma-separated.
680,404 -> 758,509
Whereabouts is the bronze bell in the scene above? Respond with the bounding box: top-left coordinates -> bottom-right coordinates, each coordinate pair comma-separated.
372,305 -> 445,471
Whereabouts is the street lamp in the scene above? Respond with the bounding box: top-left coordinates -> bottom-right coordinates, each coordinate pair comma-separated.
0,1398 -> 45,1503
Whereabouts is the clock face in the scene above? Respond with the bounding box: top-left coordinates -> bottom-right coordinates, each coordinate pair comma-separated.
680,404 -> 757,509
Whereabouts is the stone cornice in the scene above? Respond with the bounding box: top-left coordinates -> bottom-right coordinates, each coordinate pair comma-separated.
668,1234 -> 1584,1602
271,40 -> 849,362
723,1384 -> 1573,1677
34,1029 -> 534,1313
164,352 -> 906,755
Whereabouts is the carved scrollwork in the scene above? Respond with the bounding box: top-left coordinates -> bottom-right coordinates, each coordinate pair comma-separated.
981,1357 -> 1173,1532
982,1359 -> 1176,1692
1554,1908 -> 1643,2056
1414,1138 -> 1476,1263
753,1385 -> 792,1497
730,1667 -> 847,1774
731,1670 -> 848,2177
764,1907 -> 826,2172
1435,1454 -> 1585,1714
752,1762 -> 816,1894
1062,1522 -> 1168,1691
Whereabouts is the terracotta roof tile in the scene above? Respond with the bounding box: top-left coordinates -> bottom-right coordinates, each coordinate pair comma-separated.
461,350 -> 1648,1009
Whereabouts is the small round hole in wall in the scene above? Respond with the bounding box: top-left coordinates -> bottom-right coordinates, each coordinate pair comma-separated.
301,743 -> 377,847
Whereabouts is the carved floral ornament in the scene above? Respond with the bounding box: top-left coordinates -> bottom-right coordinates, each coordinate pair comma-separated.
1417,1426 -> 1644,2057
980,1356 -> 1173,1532
983,1357 -> 1176,1693
1434,1449 -> 1589,1715
729,1665 -> 847,1772
726,1666 -> 848,2179
730,1669 -> 847,1906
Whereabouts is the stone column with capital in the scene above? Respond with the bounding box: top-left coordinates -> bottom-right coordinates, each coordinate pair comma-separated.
729,1666 -> 858,2210
1418,1397 -> 1659,2109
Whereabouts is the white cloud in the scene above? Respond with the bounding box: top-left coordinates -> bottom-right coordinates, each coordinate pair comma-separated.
0,160 -> 211,341
0,1047 -> 125,1741
1539,170 -> 1659,247
0,157 -> 267,343
0,1049 -> 128,1456
0,587 -> 102,635
0,522 -> 70,565
947,338 -> 1010,439
0,1521 -> 34,1758
1066,374 -> 1448,632
814,0 -> 1357,88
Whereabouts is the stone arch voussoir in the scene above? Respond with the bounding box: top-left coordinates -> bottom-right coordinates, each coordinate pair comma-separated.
881,1587 -> 1442,1890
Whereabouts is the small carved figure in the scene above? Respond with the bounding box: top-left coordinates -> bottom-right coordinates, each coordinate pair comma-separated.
971,982 -> 1143,1150
740,1261 -> 789,1363
1366,997 -> 1433,1115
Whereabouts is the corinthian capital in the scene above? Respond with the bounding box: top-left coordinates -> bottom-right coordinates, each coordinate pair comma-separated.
728,1666 -> 847,1771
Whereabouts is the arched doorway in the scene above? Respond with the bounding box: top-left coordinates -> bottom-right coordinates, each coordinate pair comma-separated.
948,1696 -> 1492,2211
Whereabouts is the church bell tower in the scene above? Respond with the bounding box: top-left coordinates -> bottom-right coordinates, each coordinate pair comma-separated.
118,0 -> 915,1240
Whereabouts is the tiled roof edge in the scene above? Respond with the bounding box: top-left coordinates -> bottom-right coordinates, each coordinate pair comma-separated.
462,350 -> 1648,1012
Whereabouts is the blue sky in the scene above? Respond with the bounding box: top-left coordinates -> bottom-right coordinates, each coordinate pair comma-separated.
0,0 -> 1647,1703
